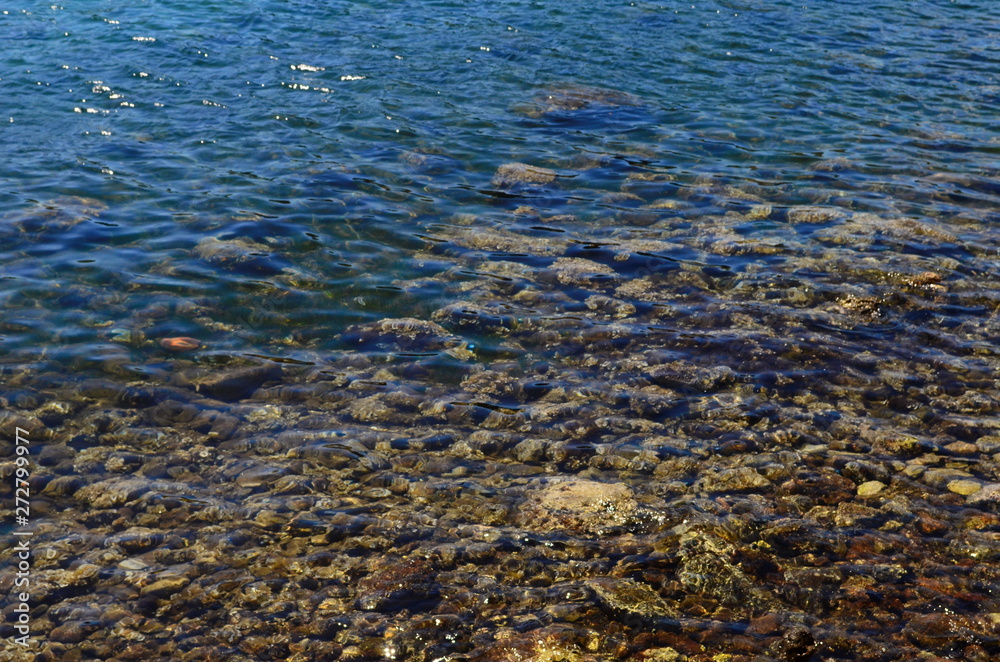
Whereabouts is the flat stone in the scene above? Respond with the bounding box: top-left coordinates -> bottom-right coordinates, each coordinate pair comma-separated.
944,441 -> 979,456
948,479 -> 983,496
588,577 -> 678,620
194,364 -> 282,402
649,362 -> 735,393
140,576 -> 190,598
49,621 -> 100,644
492,162 -> 558,189
697,467 -> 772,493
857,480 -> 886,497
235,463 -> 292,488
76,478 -> 154,509
342,317 -> 468,355
903,613 -> 979,648
548,257 -> 618,287
786,206 -> 841,224
517,478 -> 639,534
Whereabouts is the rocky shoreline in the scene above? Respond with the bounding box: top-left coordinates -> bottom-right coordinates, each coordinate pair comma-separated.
3,216 -> 1000,660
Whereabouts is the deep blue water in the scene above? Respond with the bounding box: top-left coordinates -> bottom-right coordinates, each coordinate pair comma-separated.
2,1 -> 998,367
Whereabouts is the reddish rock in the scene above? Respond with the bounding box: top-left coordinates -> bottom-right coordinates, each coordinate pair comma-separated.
355,558 -> 438,612
159,337 -> 201,352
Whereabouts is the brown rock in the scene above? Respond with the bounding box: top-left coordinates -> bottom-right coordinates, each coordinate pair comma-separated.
516,478 -> 639,534
697,467 -> 772,494
903,613 -> 974,648
49,620 -> 101,643
141,576 -> 191,598
355,558 -> 438,612
777,473 -> 856,505
948,479 -> 982,496
915,513 -> 949,537
588,577 -> 678,620
944,441 -> 979,456
194,364 -> 282,401
747,613 -> 784,636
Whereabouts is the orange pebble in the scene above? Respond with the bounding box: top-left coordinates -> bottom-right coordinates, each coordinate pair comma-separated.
159,337 -> 201,352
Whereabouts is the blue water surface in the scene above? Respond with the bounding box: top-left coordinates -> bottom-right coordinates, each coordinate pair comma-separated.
0,0 -> 996,374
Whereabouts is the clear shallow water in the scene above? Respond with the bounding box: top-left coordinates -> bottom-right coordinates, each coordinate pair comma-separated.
2,1 -> 1000,661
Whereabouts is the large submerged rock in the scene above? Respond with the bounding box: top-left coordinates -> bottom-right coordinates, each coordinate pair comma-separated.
341,317 -> 474,359
514,83 -> 643,116
491,162 -> 559,190
516,478 -> 640,534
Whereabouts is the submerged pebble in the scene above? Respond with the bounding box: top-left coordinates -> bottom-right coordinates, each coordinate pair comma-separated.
159,337 -> 201,352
